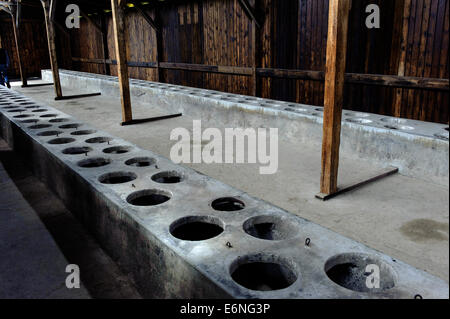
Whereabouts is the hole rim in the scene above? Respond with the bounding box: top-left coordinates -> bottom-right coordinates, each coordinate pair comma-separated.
70,130 -> 97,136
48,137 -> 76,145
151,171 -> 185,184
98,171 -> 138,185
229,254 -> 300,292
211,197 -> 246,212
62,146 -> 93,155
77,157 -> 112,168
126,189 -> 172,207
85,136 -> 114,144
243,215 -> 301,241
29,124 -> 52,130
125,157 -> 156,167
59,123 -> 82,129
169,215 -> 225,242
37,130 -> 64,137
324,252 -> 397,294
103,145 -> 133,154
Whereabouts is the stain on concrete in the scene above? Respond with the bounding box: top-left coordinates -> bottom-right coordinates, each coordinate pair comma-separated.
400,219 -> 449,242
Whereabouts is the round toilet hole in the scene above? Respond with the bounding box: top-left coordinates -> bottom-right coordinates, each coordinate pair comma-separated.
380,118 -> 407,124
243,215 -> 300,241
48,137 -> 76,145
29,124 -> 52,129
71,130 -> 97,136
170,216 -> 224,241
126,189 -> 171,206
151,171 -> 184,184
344,112 -> 370,118
62,146 -> 93,155
99,171 -> 137,184
125,157 -> 156,167
21,119 -> 39,124
212,197 -> 245,211
49,118 -> 70,123
85,137 -> 113,144
345,118 -> 373,124
37,130 -> 63,137
59,124 -> 81,129
325,253 -> 396,293
230,255 -> 298,291
103,146 -> 132,154
78,157 -> 111,168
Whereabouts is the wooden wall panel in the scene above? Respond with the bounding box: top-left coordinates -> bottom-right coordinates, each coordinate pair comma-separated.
126,11 -> 157,81
201,0 -> 252,94
160,1 -> 204,87
0,18 -> 49,78
60,0 -> 449,124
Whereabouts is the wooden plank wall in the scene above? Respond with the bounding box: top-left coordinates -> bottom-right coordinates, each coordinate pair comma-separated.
0,18 -> 50,78
58,0 -> 449,123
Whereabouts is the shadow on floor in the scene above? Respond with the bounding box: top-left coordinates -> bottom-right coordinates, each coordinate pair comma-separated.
0,140 -> 142,299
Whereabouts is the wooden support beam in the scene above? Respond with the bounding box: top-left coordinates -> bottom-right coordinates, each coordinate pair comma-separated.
70,57 -> 449,91
250,0 -> 259,96
238,0 -> 261,28
9,2 -> 27,87
111,0 -> 132,123
393,0 -> 412,117
319,0 -> 351,195
316,166 -> 399,201
155,11 -> 163,82
100,12 -> 110,75
79,9 -> 103,33
133,2 -> 159,33
41,0 -> 62,98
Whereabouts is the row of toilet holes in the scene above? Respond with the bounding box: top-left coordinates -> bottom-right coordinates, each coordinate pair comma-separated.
3,100 -> 449,141
0,98 -> 425,296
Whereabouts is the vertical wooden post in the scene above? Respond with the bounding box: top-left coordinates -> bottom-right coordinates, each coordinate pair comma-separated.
252,0 -> 258,96
251,10 -> 257,96
393,0 -> 411,118
154,10 -> 163,83
100,12 -> 111,76
319,0 -> 351,195
41,0 -> 63,99
111,0 -> 132,123
10,4 -> 27,87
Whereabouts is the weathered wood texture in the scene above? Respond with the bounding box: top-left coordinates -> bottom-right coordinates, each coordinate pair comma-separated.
320,0 -> 351,195
110,0 -> 132,123
0,17 -> 50,78
42,0 -> 62,98
2,0 -> 446,123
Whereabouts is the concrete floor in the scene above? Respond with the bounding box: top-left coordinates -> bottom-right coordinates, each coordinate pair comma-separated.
0,138 -> 142,299
9,78 -> 449,283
